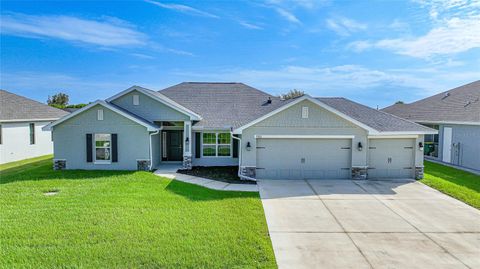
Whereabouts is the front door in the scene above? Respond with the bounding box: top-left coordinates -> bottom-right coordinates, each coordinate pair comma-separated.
442,127 -> 452,163
163,131 -> 183,161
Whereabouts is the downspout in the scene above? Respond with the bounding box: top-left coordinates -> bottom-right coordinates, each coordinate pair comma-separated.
231,130 -> 256,181
149,129 -> 160,171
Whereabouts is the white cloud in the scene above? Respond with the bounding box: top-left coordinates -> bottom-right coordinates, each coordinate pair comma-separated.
326,17 -> 367,36
349,0 -> 480,58
130,53 -> 155,59
238,21 -> 263,30
0,71 -> 127,102
347,40 -> 373,52
145,0 -> 219,19
266,0 -> 328,10
275,7 -> 301,24
169,64 -> 480,106
352,17 -> 480,58
0,13 -> 147,47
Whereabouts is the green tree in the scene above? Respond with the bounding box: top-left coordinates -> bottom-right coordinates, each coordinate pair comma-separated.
395,101 -> 405,104
279,89 -> 305,100
47,93 -> 69,108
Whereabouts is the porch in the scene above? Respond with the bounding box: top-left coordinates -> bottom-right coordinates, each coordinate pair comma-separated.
150,121 -> 239,171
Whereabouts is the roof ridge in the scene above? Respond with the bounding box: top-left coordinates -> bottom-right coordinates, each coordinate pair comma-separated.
408,80 -> 480,106
183,82 -> 241,84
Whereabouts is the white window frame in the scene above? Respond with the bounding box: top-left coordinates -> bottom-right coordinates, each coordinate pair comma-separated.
302,106 -> 309,119
97,109 -> 104,121
94,133 -> 111,164
133,94 -> 139,106
201,132 -> 232,158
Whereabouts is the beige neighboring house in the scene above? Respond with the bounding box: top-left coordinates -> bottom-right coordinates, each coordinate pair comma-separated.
0,90 -> 69,164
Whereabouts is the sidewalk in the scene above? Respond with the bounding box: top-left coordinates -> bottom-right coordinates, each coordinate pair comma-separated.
153,166 -> 258,192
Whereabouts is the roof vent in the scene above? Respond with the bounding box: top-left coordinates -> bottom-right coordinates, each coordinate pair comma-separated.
267,97 -> 272,104
442,92 -> 450,99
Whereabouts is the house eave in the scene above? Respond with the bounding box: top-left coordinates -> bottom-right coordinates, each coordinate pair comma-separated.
0,118 -> 60,123
416,120 -> 480,126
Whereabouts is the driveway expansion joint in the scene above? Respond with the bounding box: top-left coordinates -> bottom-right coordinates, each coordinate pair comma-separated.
352,180 -> 473,269
259,179 -> 479,269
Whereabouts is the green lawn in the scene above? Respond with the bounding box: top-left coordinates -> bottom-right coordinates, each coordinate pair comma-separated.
0,157 -> 276,268
422,161 -> 480,209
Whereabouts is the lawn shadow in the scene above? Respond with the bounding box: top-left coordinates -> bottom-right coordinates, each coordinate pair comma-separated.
164,179 -> 258,201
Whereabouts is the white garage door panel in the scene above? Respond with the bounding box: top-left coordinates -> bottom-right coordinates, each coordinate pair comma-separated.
368,139 -> 414,179
256,139 -> 351,180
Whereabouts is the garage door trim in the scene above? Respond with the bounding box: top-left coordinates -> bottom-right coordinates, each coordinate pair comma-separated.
255,135 -> 355,139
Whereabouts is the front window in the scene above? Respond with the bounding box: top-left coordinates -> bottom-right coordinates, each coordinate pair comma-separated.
202,132 -> 231,157
29,123 -> 35,144
424,124 -> 439,158
95,134 -> 111,162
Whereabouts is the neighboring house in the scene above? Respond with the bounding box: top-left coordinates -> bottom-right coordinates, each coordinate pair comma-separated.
0,90 -> 69,164
44,82 -> 435,180
382,81 -> 480,172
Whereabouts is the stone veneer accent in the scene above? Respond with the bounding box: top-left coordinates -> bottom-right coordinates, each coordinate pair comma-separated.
137,160 -> 151,171
182,155 -> 192,170
351,166 -> 367,180
415,166 -> 424,180
240,166 -> 256,179
53,159 -> 66,170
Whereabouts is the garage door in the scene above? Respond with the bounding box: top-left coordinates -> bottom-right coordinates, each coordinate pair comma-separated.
368,139 -> 414,179
256,138 -> 352,180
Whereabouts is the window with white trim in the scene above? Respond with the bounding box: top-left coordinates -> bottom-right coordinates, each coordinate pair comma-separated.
302,106 -> 309,118
97,109 -> 104,120
133,94 -> 139,105
202,132 -> 231,157
95,134 -> 111,162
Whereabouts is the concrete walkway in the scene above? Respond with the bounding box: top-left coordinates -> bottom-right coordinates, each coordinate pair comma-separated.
153,165 -> 258,192
258,179 -> 480,269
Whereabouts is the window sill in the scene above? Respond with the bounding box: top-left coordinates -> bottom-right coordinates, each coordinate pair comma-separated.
94,161 -> 112,165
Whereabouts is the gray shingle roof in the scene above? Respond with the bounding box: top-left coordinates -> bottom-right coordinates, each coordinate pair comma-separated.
0,90 -> 69,121
158,82 -> 431,133
318,98 -> 434,132
108,102 -> 160,128
382,80 -> 480,123
160,82 -> 295,129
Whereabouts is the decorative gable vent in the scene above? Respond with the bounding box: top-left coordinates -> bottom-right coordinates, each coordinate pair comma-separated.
133,94 -> 139,105
97,109 -> 104,121
302,106 -> 309,119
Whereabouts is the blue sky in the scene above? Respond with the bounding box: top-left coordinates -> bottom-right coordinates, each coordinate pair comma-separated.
1,0 -> 479,108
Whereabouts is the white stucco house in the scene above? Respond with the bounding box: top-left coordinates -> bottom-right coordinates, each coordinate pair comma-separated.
0,90 -> 69,164
44,82 -> 437,180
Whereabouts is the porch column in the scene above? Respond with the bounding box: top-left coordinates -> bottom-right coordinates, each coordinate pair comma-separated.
182,121 -> 192,169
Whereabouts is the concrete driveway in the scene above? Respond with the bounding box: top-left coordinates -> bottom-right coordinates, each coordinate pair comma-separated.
258,179 -> 480,269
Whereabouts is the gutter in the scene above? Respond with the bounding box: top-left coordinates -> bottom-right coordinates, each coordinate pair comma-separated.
230,130 -> 256,182
149,129 -> 161,170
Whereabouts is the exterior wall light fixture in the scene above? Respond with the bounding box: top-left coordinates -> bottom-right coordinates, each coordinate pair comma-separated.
419,142 -> 424,151
357,142 -> 363,151
246,142 -> 252,151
